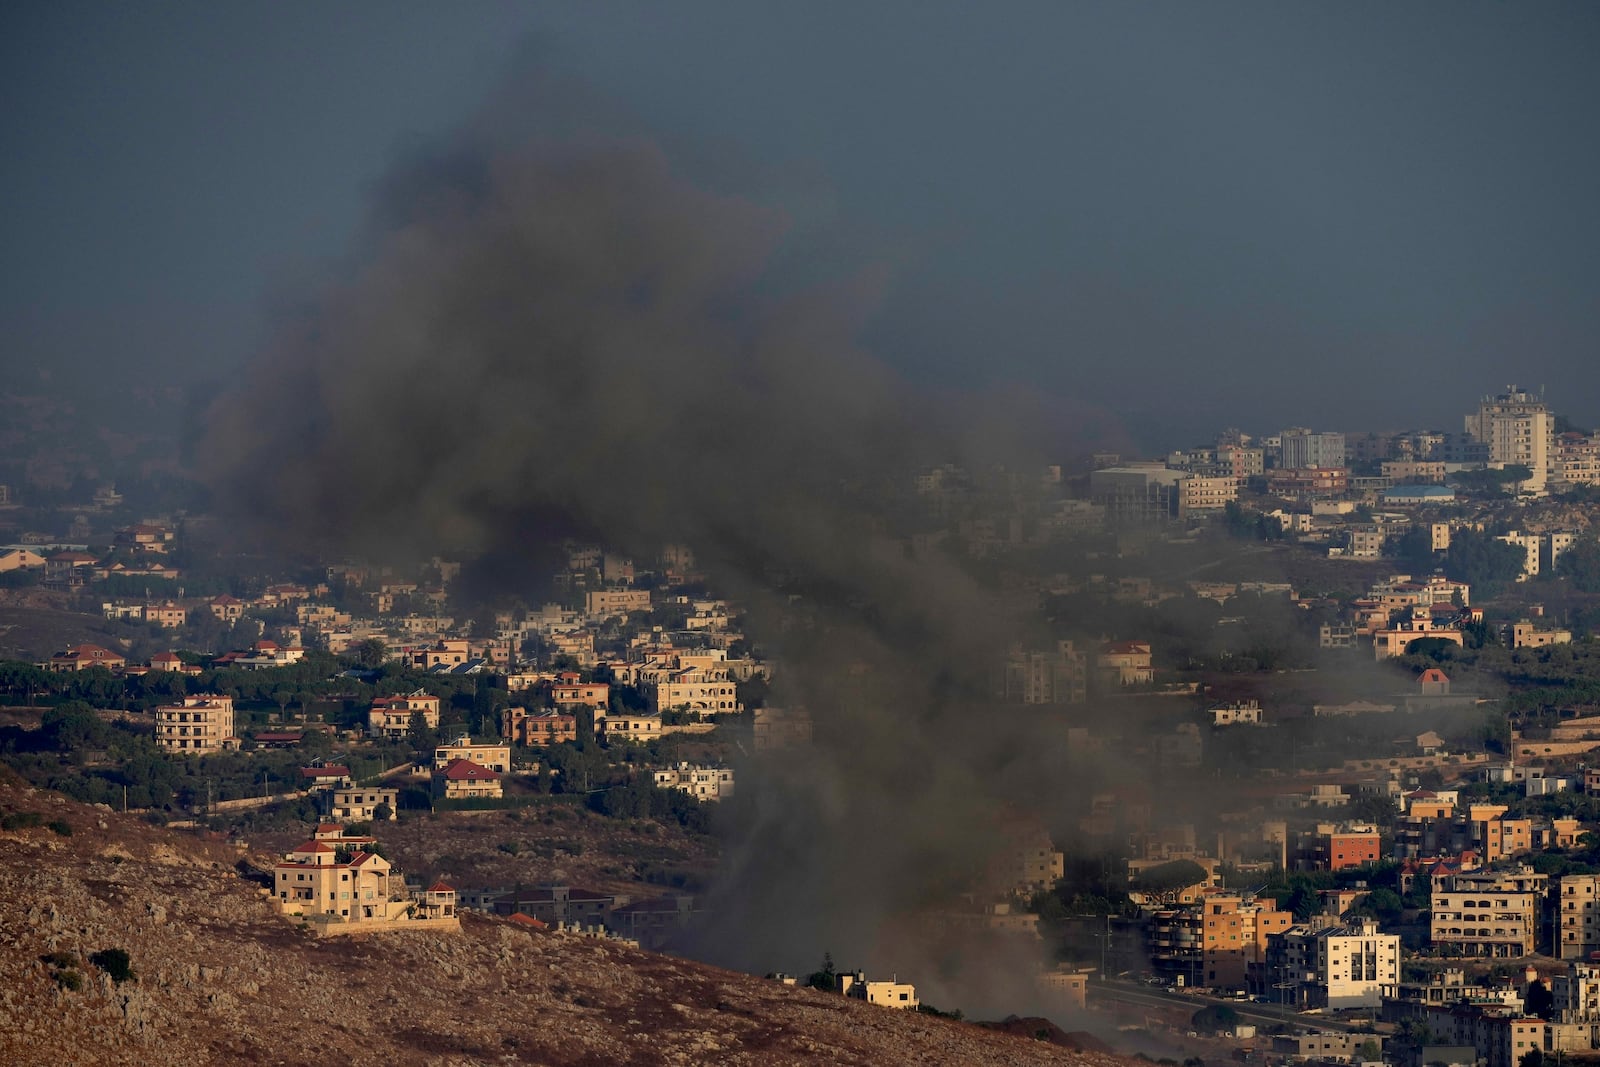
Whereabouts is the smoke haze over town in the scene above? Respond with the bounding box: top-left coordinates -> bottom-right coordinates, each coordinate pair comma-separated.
6,5 -> 1600,1063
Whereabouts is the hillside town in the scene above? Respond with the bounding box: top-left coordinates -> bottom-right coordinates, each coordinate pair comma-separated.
6,382 -> 1600,1066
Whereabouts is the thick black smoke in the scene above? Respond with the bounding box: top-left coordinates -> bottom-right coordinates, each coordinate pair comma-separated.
202,72 -> 1083,999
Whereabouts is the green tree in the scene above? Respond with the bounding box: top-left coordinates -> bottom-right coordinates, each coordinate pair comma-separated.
1446,529 -> 1528,598
1555,535 -> 1600,593
88,947 -> 135,984
1526,980 -> 1554,1020
406,711 -> 436,754
806,952 -> 838,991
349,638 -> 389,669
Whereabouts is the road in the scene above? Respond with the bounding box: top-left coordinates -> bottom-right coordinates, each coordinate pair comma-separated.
1089,979 -> 1380,1033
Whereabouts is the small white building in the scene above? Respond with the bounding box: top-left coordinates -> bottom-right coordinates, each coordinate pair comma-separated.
652,763 -> 735,801
1211,700 -> 1264,726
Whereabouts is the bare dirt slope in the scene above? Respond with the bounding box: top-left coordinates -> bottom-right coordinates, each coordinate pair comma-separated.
0,774 -> 1128,1066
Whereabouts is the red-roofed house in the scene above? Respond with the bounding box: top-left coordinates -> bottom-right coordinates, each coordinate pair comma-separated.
252,730 -> 304,748
432,758 -> 501,800
41,644 -> 126,673
1097,640 -> 1154,686
147,650 -> 202,676
208,594 -> 245,622
271,838 -> 408,922
1420,668 -> 1451,696
415,881 -> 458,920
368,689 -> 441,739
300,764 -> 353,789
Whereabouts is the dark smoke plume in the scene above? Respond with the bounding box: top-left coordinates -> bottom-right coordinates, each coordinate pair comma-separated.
203,69 -> 1085,1003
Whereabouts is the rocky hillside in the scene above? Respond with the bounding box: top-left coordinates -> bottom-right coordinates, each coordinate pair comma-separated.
0,774 -> 1128,1066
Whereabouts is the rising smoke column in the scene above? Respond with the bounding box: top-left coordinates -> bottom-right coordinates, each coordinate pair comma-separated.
202,75 -> 1076,1000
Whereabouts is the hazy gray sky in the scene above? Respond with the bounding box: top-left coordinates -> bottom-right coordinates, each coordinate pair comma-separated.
5,2 -> 1598,450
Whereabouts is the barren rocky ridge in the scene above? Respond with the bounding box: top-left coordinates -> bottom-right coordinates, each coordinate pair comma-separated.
0,773 -> 1128,1066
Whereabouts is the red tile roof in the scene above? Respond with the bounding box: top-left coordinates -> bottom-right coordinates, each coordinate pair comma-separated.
427,880 -> 455,894
439,758 -> 498,781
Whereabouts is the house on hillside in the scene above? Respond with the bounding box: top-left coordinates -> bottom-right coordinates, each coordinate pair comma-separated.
1097,640 -> 1154,686
368,690 -> 441,739
432,758 -> 501,800
40,644 -> 126,673
503,706 -> 577,746
837,971 -> 919,1010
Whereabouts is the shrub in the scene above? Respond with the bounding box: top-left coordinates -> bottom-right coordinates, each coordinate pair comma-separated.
47,819 -> 72,837
2,812 -> 43,831
55,968 -> 83,992
88,948 -> 135,984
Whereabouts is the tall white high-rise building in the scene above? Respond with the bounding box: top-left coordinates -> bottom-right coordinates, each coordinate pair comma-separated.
1279,430 -> 1346,470
1465,386 -> 1554,492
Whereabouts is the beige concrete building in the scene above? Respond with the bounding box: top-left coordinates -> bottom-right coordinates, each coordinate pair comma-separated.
432,737 -> 511,773
1431,886 -> 1538,957
584,588 -> 652,616
432,758 -> 502,800
604,714 -> 662,743
652,668 -> 742,715
272,835 -> 407,921
1179,475 -> 1239,515
1559,876 -> 1600,961
838,971 -> 919,1010
652,763 -> 735,801
154,694 -> 237,754
1465,387 -> 1554,492
323,787 -> 398,822
1098,640 -> 1154,686
1513,621 -> 1573,649
368,689 -> 441,739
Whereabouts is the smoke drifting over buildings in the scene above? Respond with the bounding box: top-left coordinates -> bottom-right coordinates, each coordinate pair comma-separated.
202,74 -> 1076,1000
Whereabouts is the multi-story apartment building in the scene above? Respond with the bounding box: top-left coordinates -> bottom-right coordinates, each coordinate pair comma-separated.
1552,961 -> 1600,1021
1268,466 -> 1349,497
1280,430 -> 1346,471
1003,641 -> 1088,705
1558,876 -> 1600,961
1179,475 -> 1239,515
323,787 -> 398,822
1553,433 -> 1600,488
1089,465 -> 1187,523
1431,871 -> 1540,957
652,668 -> 742,715
1424,1005 -> 1545,1067
1295,823 -> 1382,871
583,588 -> 652,617
1265,918 -> 1399,1008
154,694 -> 236,755
1201,895 -> 1293,991
1465,387 -> 1554,492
